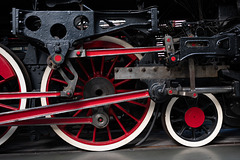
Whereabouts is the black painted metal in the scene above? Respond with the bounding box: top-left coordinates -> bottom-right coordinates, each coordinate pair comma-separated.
12,7 -> 158,66
179,33 -> 240,61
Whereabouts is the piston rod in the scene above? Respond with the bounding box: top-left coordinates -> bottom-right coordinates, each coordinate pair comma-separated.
167,86 -> 233,97
182,86 -> 234,94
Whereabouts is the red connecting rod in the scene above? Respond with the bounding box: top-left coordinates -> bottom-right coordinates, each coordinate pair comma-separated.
0,91 -> 61,100
85,47 -> 166,57
70,46 -> 166,57
0,90 -> 150,125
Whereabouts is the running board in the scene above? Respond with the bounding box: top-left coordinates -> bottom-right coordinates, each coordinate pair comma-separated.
0,90 -> 150,125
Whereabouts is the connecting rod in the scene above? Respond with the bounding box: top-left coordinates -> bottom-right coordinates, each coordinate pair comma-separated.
0,89 -> 150,125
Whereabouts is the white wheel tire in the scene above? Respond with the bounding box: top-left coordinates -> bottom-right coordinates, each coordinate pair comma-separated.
164,94 -> 223,147
41,36 -> 155,151
0,47 -> 27,145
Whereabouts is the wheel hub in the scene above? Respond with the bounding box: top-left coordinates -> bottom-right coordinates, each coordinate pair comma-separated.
92,112 -> 109,129
83,77 -> 115,98
184,107 -> 205,128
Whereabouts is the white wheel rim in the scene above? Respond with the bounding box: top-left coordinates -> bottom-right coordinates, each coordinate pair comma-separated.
0,47 -> 27,145
41,36 -> 154,151
164,94 -> 223,147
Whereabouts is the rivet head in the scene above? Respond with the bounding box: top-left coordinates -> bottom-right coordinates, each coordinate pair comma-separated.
128,68 -> 132,72
153,67 -> 158,72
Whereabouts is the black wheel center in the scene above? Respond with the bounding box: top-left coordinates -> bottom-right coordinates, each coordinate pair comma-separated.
83,77 -> 115,99
95,89 -> 104,96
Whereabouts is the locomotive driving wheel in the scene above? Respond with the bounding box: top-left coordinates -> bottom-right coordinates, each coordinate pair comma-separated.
0,44 -> 29,145
41,36 -> 155,151
162,94 -> 223,147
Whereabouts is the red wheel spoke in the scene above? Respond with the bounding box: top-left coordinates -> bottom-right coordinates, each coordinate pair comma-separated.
110,108 -> 127,134
106,56 -> 119,78
76,59 -> 91,80
125,59 -> 135,67
107,125 -> 112,141
75,85 -> 83,90
76,109 -> 92,137
76,124 -> 85,138
73,109 -> 83,117
51,78 -> 68,85
114,79 -> 131,87
127,100 -> 148,108
114,104 -> 139,122
78,77 -> 87,84
0,78 -> 14,86
0,103 -> 18,111
64,67 -> 73,75
90,58 -> 96,76
115,89 -> 135,93
87,109 -> 93,116
63,67 -> 87,83
93,127 -> 97,142
109,78 -> 114,83
73,92 -> 83,96
100,56 -> 105,75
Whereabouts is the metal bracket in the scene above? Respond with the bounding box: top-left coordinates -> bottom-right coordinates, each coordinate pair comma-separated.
164,35 -> 175,54
12,7 -> 159,64
58,61 -> 79,97
179,33 -> 238,61
47,41 -> 70,68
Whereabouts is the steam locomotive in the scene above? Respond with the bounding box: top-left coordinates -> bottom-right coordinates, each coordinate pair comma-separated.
0,0 -> 239,151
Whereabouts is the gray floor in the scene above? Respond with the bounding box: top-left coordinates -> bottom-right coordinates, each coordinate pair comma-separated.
0,144 -> 240,160
0,127 -> 240,159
